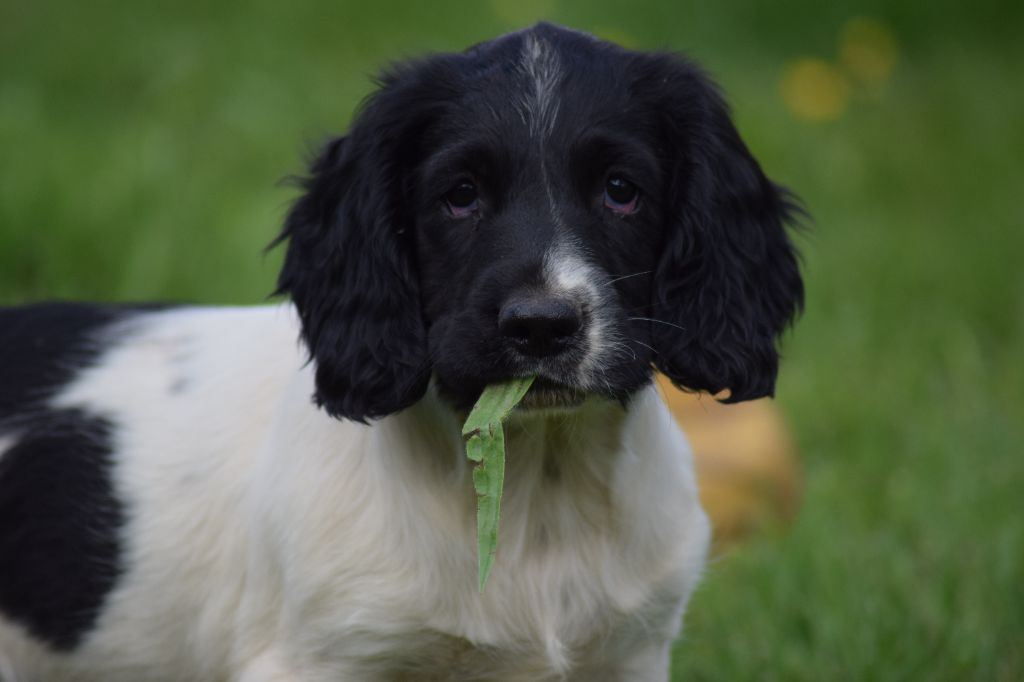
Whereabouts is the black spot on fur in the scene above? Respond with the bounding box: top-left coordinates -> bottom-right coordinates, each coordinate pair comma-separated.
0,301 -> 165,651
0,409 -> 124,650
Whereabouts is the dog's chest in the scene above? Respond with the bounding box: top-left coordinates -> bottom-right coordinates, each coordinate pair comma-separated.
327,546 -> 663,681
304,484 -> 681,681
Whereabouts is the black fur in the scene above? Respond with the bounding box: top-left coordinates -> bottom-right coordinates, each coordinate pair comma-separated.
0,302 -> 134,417
274,78 -> 439,422
0,303 -> 147,651
0,410 -> 123,651
275,23 -> 803,419
638,55 -> 805,402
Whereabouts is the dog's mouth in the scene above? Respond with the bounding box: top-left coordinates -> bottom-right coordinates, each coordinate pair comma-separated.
517,378 -> 587,411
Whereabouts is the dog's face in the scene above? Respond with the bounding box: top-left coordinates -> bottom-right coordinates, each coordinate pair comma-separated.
277,24 -> 803,421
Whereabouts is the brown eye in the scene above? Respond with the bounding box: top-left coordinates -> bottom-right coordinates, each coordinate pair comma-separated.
604,176 -> 639,214
445,181 -> 479,217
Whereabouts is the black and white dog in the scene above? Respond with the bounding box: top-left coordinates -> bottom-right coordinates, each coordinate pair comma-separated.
0,23 -> 802,681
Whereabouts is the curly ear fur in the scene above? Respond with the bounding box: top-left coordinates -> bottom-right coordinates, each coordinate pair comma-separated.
274,70 -> 440,422
648,57 -> 804,402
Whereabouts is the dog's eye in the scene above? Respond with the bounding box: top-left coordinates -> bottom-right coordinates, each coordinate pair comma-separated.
604,177 -> 639,214
445,181 -> 479,217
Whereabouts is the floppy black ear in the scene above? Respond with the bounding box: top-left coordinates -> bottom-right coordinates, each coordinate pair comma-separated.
275,75 -> 435,422
648,57 -> 804,402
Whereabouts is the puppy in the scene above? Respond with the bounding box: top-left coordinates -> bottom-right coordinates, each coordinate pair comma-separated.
0,23 -> 803,681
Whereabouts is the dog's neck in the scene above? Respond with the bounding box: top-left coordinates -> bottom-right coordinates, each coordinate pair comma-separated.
371,388 -> 652,560
390,389 -> 632,487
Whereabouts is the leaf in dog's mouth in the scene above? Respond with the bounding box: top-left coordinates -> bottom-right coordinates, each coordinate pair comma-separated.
461,376 -> 536,593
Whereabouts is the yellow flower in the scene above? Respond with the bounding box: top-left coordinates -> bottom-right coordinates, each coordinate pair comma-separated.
780,59 -> 851,122
840,17 -> 899,91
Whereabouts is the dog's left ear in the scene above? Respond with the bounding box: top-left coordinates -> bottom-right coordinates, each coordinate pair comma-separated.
274,68 -> 438,422
646,56 -> 805,402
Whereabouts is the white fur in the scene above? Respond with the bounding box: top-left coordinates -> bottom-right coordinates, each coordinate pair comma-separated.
520,33 -> 569,242
520,34 -> 561,139
543,247 -> 632,395
0,435 -> 15,463
0,304 -> 709,681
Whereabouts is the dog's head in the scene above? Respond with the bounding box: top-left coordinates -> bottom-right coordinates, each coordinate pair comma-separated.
276,23 -> 803,422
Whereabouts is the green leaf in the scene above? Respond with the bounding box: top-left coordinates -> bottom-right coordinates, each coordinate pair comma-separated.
462,376 -> 535,592
462,376 -> 536,439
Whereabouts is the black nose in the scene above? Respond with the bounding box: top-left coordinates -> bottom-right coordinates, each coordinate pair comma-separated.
498,295 -> 582,357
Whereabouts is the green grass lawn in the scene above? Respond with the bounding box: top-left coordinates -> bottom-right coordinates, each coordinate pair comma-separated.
2,1 -> 1021,679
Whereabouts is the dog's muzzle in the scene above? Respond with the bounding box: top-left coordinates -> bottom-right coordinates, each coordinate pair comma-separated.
497,291 -> 591,409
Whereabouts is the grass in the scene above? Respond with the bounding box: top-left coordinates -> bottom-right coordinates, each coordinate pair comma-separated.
2,1 -> 1021,679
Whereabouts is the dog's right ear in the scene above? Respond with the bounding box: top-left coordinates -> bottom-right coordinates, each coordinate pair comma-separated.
274,73 -> 438,422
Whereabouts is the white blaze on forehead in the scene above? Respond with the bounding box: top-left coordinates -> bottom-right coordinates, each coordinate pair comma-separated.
518,32 -> 567,231
519,33 -> 562,138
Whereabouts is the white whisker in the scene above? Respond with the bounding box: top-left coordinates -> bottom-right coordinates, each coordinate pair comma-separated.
605,271 -> 652,286
627,338 -> 658,355
627,317 -> 687,332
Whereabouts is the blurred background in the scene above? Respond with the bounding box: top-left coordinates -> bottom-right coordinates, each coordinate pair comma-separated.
1,0 -> 1021,678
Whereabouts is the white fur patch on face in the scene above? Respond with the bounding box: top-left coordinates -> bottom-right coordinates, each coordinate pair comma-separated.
519,34 -> 562,139
0,434 -> 15,462
543,247 -> 628,391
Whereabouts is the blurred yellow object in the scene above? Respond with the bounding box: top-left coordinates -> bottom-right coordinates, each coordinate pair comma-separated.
839,17 -> 899,90
656,375 -> 801,552
780,58 -> 851,122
